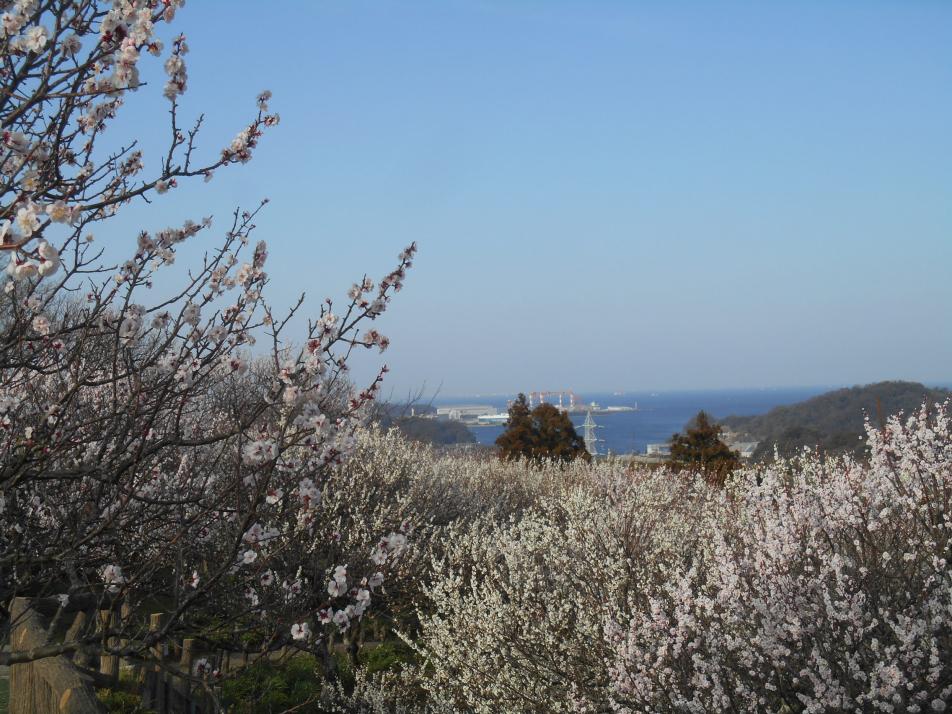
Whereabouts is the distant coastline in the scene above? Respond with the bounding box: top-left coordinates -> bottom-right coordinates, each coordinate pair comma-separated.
426,381 -> 951,457
432,387 -> 831,456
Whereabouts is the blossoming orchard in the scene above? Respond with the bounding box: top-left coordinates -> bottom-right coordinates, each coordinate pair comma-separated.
1,1 -> 950,713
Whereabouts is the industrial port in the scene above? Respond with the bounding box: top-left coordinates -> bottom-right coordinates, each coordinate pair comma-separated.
433,390 -> 758,460
436,390 -> 637,428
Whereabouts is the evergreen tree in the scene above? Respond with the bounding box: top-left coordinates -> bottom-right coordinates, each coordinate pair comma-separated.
496,395 -> 589,463
668,410 -> 740,484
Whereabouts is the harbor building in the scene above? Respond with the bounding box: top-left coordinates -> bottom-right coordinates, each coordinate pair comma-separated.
436,405 -> 497,423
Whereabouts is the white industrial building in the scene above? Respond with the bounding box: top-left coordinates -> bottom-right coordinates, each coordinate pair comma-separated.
436,405 -> 497,422
730,442 -> 760,459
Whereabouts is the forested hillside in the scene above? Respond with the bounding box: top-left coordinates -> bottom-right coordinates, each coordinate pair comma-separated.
721,381 -> 950,460
393,416 -> 477,446
375,404 -> 478,446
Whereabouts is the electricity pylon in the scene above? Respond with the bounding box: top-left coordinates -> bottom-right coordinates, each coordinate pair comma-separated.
581,410 -> 603,457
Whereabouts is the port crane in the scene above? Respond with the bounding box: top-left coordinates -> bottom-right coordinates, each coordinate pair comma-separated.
527,390 -> 580,410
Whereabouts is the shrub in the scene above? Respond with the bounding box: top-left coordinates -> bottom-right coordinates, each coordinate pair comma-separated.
96,687 -> 152,714
401,467 -> 710,712
330,405 -> 952,713
220,655 -> 324,714
609,405 -> 952,713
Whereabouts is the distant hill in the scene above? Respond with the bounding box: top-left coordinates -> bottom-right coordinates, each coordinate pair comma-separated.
392,416 -> 477,446
720,381 -> 950,461
374,404 -> 477,446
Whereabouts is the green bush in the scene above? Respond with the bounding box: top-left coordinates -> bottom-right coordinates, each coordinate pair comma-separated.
360,639 -> 415,675
220,655 -> 323,714
216,642 -> 412,713
97,687 -> 153,714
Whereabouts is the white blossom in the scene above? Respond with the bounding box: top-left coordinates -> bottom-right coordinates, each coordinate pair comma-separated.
291,622 -> 311,641
31,314 -> 50,335
22,24 -> 47,52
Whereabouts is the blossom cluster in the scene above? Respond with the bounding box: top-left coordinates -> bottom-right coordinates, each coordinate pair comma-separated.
608,405 -> 952,713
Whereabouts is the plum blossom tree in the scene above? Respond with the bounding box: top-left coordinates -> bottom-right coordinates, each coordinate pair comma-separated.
609,406 -> 952,713
0,0 -> 416,689
325,406 -> 951,713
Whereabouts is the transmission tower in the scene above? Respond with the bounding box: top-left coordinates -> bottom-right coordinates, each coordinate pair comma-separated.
581,410 -> 603,457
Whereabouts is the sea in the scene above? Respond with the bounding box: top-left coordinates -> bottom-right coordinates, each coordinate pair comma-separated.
433,387 -> 834,456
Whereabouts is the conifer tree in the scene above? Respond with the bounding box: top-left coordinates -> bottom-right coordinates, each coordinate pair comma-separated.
496,394 -> 588,463
668,410 -> 739,484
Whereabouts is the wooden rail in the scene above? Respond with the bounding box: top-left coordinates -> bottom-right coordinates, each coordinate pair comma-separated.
5,602 -> 382,713
140,614 -> 215,714
7,597 -> 106,714
6,601 -> 214,714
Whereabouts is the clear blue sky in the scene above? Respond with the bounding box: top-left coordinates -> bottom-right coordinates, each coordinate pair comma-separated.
112,1 -> 951,395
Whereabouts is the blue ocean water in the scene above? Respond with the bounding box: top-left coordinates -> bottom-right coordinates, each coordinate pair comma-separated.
434,387 -> 833,455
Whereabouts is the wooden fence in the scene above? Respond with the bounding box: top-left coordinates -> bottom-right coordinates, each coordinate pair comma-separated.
8,597 -> 106,714
5,599 -> 382,713
138,613 -> 221,714
7,599 -> 217,714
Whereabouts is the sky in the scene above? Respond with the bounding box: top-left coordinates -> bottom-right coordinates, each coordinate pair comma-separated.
108,0 -> 951,395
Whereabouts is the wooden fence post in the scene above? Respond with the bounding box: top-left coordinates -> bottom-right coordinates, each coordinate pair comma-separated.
8,598 -> 107,714
63,611 -> 87,664
141,613 -> 166,714
118,602 -> 136,681
98,609 -> 119,685
179,637 -> 196,704
7,611 -> 38,714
